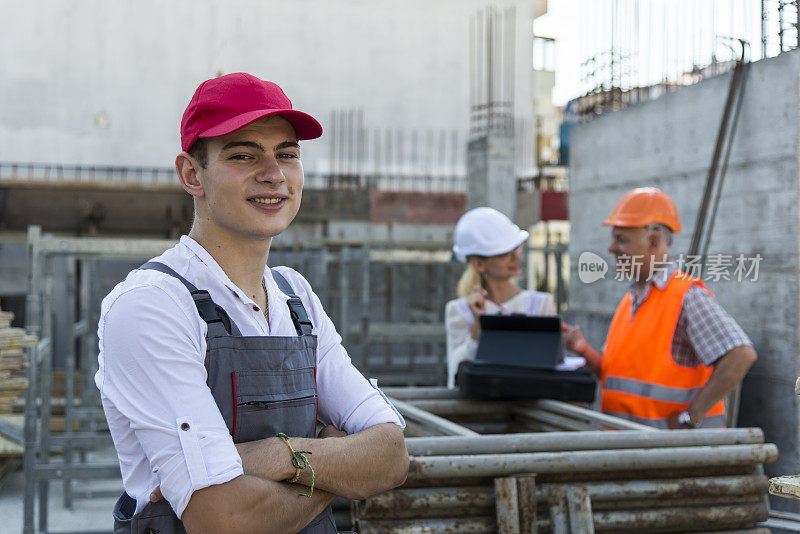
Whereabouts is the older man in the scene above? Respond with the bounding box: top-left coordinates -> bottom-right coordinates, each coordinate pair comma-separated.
97,73 -> 409,534
563,187 -> 757,429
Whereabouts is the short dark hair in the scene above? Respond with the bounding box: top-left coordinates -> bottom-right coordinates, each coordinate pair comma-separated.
646,223 -> 674,247
187,138 -> 209,168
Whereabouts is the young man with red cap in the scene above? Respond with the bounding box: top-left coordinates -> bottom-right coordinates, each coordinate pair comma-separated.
96,73 -> 409,533
562,187 -> 757,430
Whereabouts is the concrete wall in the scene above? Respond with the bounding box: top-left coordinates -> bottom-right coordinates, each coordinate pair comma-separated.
568,50 -> 800,509
0,0 -> 536,172
467,135 -> 517,217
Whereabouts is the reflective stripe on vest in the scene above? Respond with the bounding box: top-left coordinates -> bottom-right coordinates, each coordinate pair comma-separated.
600,271 -> 725,426
604,376 -> 704,404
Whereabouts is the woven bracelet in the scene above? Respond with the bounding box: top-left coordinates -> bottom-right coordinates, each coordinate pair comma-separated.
276,432 -> 316,498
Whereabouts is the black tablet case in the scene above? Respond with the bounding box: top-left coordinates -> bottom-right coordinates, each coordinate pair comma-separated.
456,360 -> 597,402
460,314 -> 596,402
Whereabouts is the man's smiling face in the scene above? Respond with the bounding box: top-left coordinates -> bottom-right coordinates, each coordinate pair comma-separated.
194,115 -> 304,241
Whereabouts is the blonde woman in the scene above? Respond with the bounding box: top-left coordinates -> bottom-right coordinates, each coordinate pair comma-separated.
445,207 -> 555,388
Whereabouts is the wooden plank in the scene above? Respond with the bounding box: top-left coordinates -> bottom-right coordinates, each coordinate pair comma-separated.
770,475 -> 800,500
0,414 -> 23,457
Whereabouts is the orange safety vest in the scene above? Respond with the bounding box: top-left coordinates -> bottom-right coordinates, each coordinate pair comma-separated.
600,271 -> 726,429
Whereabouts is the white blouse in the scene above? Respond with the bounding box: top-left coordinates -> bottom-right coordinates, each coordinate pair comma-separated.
96,236 -> 405,518
444,290 -> 556,388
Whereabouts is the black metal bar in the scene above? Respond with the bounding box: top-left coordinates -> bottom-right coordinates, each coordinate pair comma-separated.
762,0 -> 768,58
688,42 -> 748,258
700,45 -> 751,262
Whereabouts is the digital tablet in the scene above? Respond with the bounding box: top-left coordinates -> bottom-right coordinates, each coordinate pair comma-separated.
475,314 -> 564,370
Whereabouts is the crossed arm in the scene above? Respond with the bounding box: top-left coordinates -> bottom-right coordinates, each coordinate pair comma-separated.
103,285 -> 409,533
180,422 -> 408,533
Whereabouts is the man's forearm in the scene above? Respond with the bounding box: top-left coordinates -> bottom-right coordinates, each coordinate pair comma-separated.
182,474 -> 335,534
687,345 -> 757,423
576,343 -> 603,376
238,422 -> 409,500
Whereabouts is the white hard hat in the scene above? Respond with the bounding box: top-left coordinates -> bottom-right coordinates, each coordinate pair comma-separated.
452,207 -> 529,261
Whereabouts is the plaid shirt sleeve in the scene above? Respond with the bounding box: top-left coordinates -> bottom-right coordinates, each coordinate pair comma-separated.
674,286 -> 753,366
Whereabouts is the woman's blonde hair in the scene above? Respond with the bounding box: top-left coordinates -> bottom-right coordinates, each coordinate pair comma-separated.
456,262 -> 483,298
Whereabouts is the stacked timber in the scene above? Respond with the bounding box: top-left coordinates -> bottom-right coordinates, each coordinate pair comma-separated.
355,429 -> 775,533
0,308 -> 34,413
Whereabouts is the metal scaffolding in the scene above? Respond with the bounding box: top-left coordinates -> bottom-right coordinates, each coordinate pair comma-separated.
17,227 -> 774,533
365,387 -> 776,534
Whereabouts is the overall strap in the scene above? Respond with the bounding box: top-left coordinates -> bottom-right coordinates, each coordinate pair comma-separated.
139,261 -> 236,336
270,268 -> 314,336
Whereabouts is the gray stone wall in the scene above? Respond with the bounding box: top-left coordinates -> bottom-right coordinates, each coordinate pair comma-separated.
568,50 -> 800,508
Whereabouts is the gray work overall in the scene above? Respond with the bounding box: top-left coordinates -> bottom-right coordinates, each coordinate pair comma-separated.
112,262 -> 337,533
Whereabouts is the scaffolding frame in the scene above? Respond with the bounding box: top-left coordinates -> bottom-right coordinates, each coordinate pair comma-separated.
22,227 -> 176,534
20,226 -> 536,533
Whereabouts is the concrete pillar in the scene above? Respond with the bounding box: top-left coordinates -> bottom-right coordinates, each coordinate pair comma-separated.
467,133 -> 517,218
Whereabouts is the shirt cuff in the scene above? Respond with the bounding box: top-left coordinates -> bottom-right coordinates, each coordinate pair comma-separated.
342,380 -> 406,434
161,417 -> 244,519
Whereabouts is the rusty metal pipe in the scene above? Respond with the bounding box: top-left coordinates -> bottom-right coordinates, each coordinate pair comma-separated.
382,386 -> 461,400
388,397 -> 479,437
513,407 -> 595,432
513,419 -> 566,433
405,428 -> 765,456
402,419 -> 447,438
356,516 -> 497,533
356,506 -> 768,533
565,486 -> 595,534
527,399 -> 653,431
593,502 -> 768,531
548,475 -> 767,501
457,421 -> 513,434
360,486 -> 494,516
356,505 -> 769,534
408,444 -> 777,479
359,474 -> 767,519
408,399 -> 512,418
590,493 -> 762,511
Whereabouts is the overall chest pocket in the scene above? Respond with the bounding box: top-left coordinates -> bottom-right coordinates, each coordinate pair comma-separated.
232,368 -> 317,442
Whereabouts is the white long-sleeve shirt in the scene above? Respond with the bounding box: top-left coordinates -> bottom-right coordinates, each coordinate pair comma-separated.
96,236 -> 404,518
444,290 -> 556,388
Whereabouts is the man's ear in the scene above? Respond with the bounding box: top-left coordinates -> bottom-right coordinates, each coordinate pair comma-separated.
646,230 -> 661,252
176,152 -> 205,198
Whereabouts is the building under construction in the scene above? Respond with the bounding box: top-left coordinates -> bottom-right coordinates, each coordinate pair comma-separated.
4,0 -> 800,533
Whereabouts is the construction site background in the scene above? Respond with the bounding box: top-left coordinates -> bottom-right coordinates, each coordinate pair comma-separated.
4,0 -> 800,532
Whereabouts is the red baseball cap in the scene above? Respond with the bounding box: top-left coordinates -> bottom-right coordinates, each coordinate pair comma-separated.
180,72 -> 323,152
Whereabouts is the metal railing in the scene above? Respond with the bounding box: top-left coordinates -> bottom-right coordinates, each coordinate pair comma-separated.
0,161 -> 468,194
0,161 -> 176,187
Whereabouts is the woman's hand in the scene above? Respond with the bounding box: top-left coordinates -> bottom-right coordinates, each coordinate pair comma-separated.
466,285 -> 488,318
466,285 -> 488,340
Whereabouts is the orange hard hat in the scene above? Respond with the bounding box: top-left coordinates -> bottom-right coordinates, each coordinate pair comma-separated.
602,187 -> 682,233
